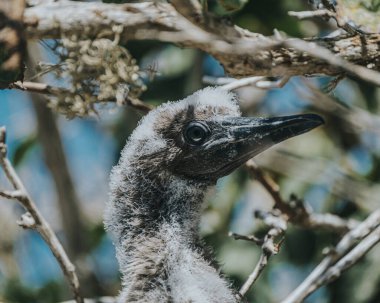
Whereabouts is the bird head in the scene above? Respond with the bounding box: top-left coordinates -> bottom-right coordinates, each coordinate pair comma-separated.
123,87 -> 323,183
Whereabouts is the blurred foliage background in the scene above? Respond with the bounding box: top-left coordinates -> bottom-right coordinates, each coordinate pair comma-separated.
1,0 -> 380,302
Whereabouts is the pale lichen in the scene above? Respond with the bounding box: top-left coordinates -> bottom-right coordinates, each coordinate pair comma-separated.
41,25 -> 146,118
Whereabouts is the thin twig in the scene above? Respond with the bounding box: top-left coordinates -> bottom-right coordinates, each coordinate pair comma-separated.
7,81 -> 152,113
282,209 -> 380,303
205,76 -> 290,91
220,76 -> 266,91
323,73 -> 346,93
245,159 -> 357,232
255,76 -> 290,89
0,127 -> 84,303
0,189 -> 23,199
238,253 -> 268,299
245,160 -> 290,216
238,211 -> 287,299
228,232 -> 263,246
289,8 -> 364,35
284,38 -> 380,87
316,225 -> 380,285
202,76 -> 235,86
237,159 -> 363,300
170,0 -> 245,39
9,81 -> 62,94
289,9 -> 335,19
125,96 -> 152,113
170,0 -> 205,27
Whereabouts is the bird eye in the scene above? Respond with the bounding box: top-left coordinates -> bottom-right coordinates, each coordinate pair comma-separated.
184,121 -> 210,145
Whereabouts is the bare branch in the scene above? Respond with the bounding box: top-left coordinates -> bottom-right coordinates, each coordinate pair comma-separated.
229,232 -> 264,246
289,9 -> 335,20
237,253 -> 269,300
282,209 -> 380,303
204,75 -> 291,90
220,76 -> 266,90
245,160 -> 284,213
0,189 -> 24,199
238,211 -> 287,300
300,80 -> 380,135
0,127 -> 84,303
170,0 -> 205,27
9,80 -> 63,94
245,159 -> 358,233
288,9 -> 361,35
7,81 -> 152,113
255,76 -> 291,89
23,1 -> 380,83
317,226 -> 380,284
284,38 -> 380,87
124,95 -> 152,113
237,159 -> 366,299
202,76 -> 236,86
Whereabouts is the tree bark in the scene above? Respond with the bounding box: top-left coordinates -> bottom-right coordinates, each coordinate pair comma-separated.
23,1 -> 380,79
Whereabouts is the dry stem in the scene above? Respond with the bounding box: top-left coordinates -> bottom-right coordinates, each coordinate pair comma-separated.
0,127 -> 83,303
240,158 -> 378,302
245,159 -> 357,232
282,209 -> 380,303
234,211 -> 287,300
7,81 -> 152,113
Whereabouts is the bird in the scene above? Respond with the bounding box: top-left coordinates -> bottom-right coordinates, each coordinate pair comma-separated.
104,87 -> 323,303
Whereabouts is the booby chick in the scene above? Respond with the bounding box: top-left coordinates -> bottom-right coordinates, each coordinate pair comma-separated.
105,87 -> 323,303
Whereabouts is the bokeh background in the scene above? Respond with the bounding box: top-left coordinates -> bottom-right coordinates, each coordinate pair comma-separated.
1,0 -> 380,302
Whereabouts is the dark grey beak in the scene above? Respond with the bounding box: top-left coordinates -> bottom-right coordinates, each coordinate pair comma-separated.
210,113 -> 324,177
229,113 -> 324,144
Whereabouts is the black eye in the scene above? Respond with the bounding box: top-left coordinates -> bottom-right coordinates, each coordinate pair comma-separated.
184,121 -> 210,145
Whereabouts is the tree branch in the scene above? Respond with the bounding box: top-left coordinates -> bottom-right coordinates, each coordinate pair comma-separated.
7,81 -> 152,113
23,1 -> 380,84
236,211 -> 287,300
289,9 -> 335,20
282,209 -> 380,303
245,159 -> 357,232
284,38 -> 380,86
170,0 -> 205,28
234,159 -> 369,299
0,126 -> 84,303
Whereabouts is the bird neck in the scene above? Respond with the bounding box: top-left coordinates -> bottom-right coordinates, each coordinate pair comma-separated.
143,171 -> 209,236
105,159 -> 235,303
106,163 -> 237,302
107,163 -> 213,243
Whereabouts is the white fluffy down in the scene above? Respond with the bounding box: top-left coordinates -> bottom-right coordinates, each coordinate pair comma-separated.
164,224 -> 236,303
126,87 -> 240,157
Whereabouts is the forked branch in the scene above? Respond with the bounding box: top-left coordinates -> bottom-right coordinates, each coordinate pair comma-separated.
0,127 -> 83,303
238,159 -> 380,302
282,209 -> 380,303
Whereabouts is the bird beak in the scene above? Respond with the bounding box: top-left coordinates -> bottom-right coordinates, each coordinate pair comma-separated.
228,113 -> 324,145
211,113 -> 324,177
